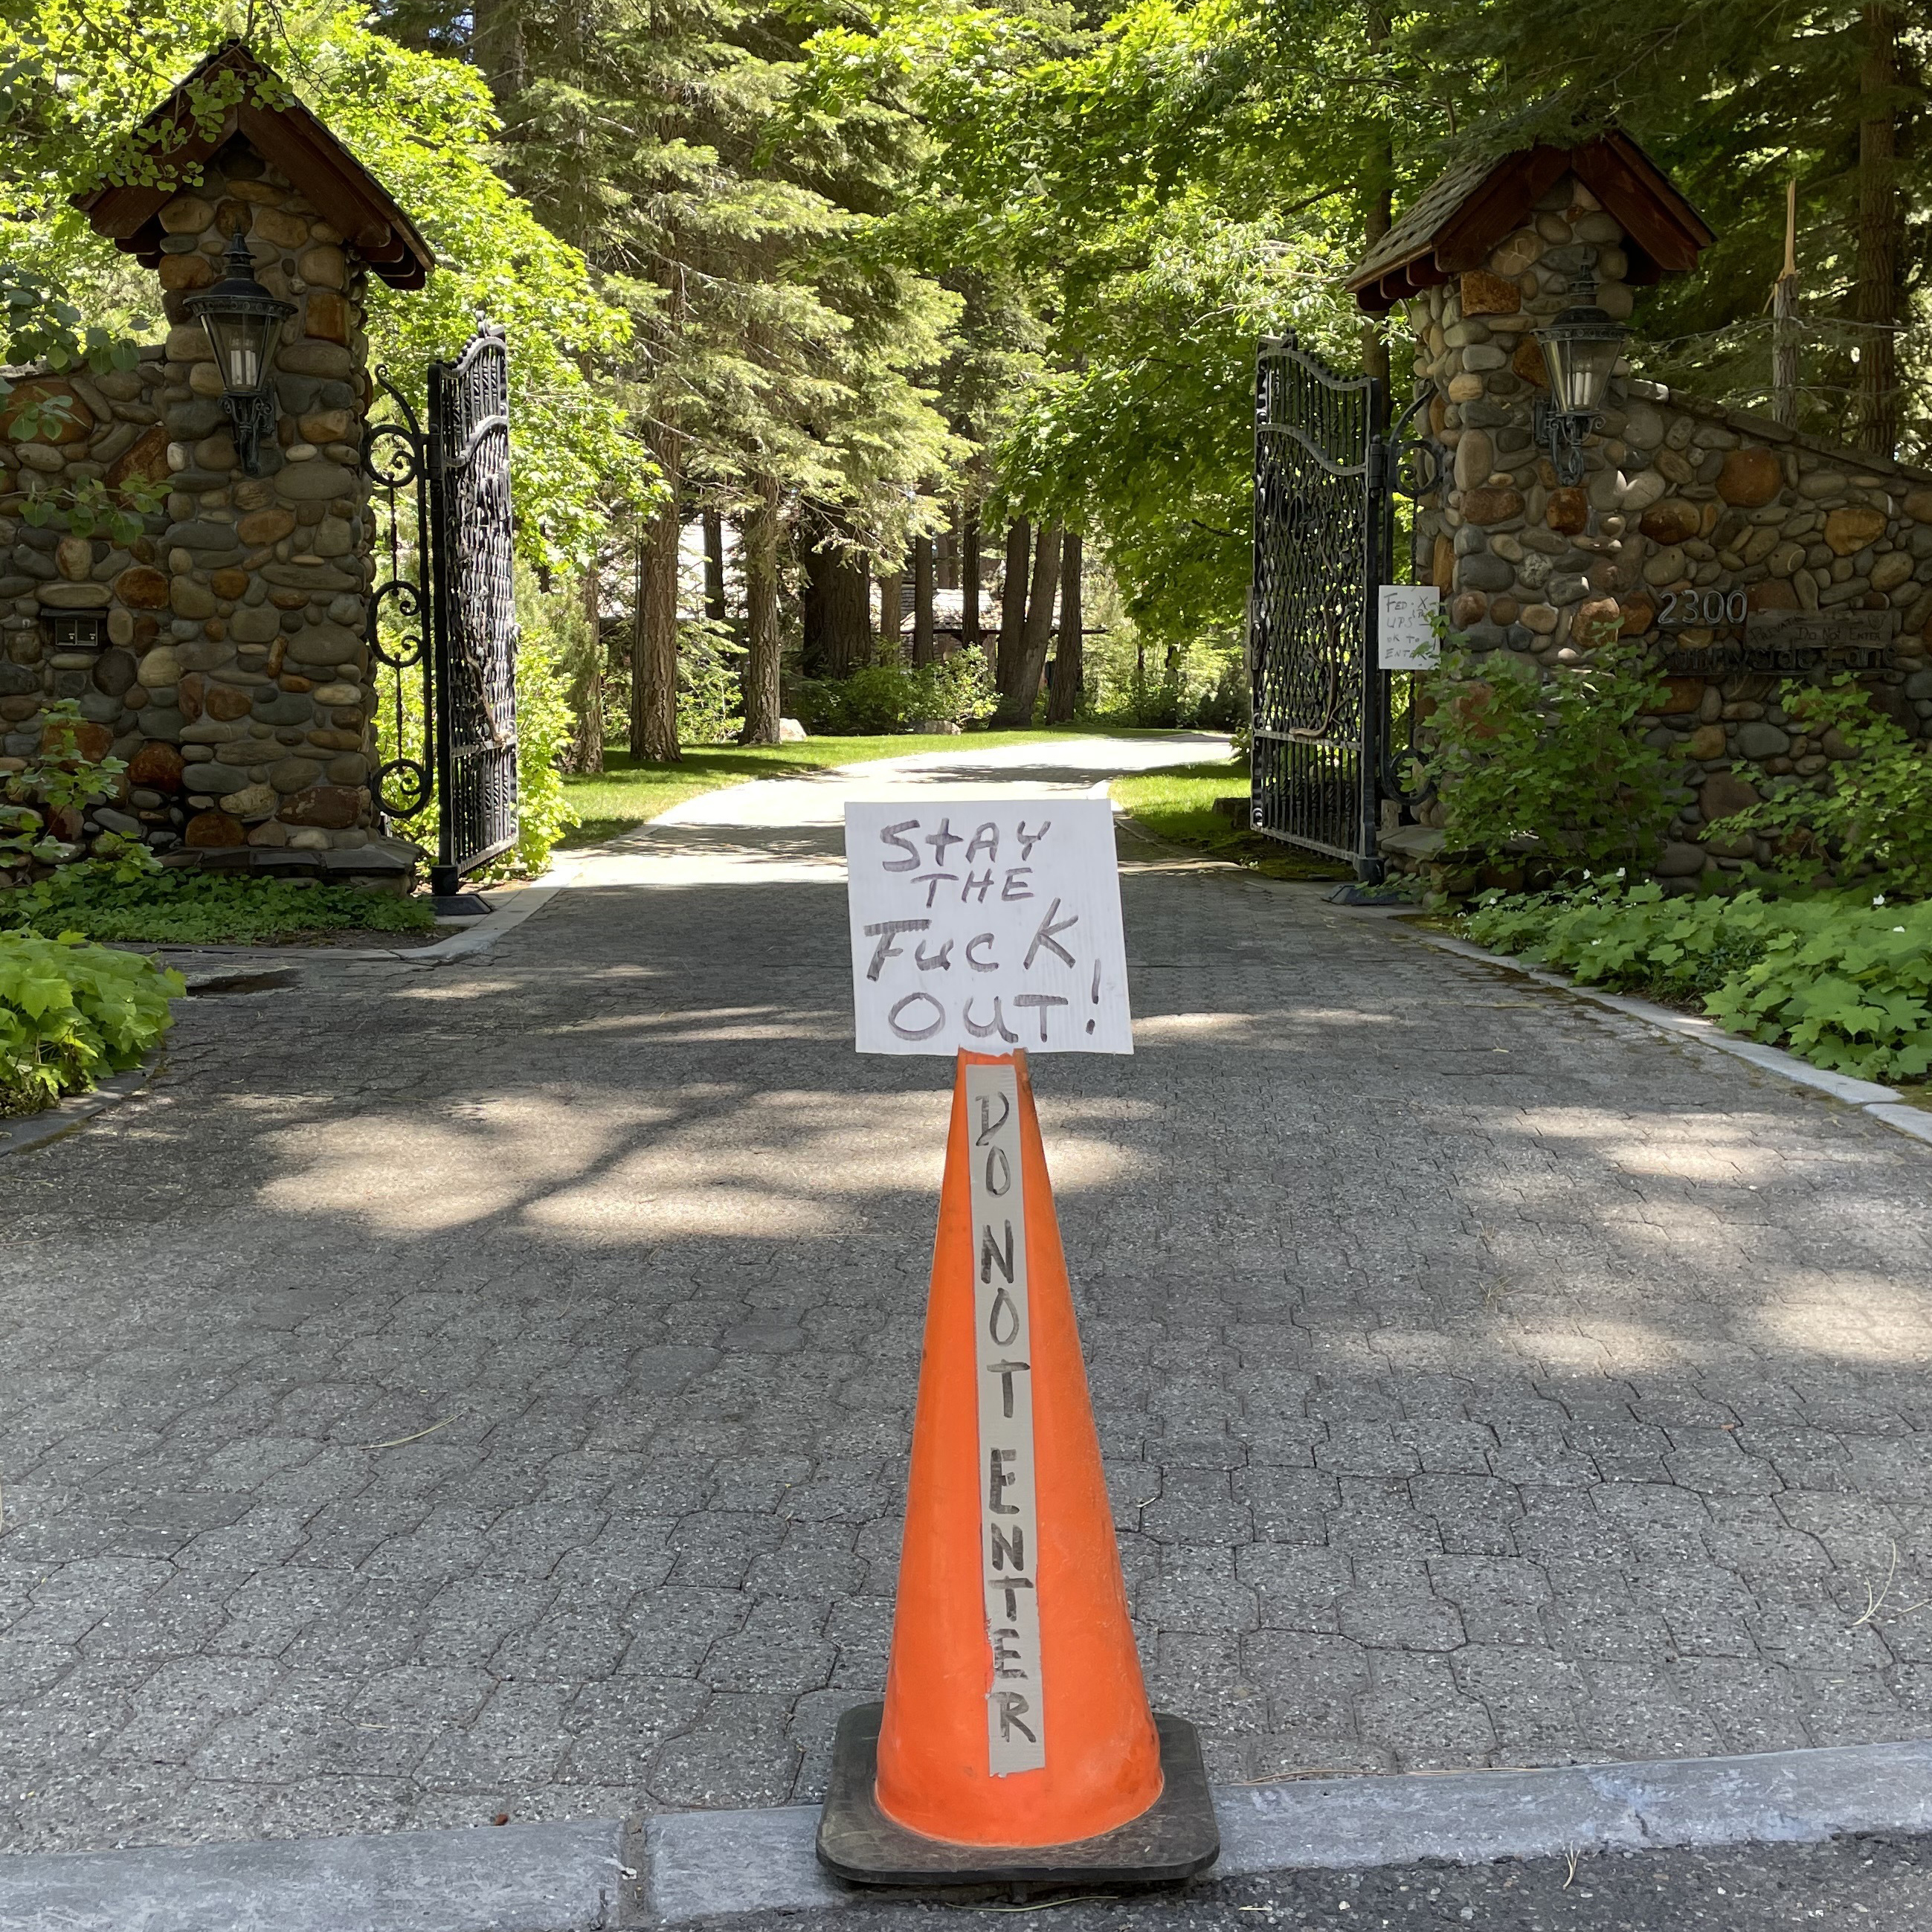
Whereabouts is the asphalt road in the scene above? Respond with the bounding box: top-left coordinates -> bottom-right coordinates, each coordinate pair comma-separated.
716,1833 -> 1932,1932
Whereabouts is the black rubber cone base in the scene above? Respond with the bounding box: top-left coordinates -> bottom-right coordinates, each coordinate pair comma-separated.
816,1703 -> 1219,1887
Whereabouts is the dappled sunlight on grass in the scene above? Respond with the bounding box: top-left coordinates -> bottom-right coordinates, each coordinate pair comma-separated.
1110,756 -> 1353,880
561,728 -> 1191,848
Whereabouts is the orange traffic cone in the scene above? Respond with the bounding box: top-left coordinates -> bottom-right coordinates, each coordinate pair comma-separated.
817,1049 -> 1218,1885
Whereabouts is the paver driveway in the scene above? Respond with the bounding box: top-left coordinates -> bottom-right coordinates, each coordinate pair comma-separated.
4,735 -> 1932,1855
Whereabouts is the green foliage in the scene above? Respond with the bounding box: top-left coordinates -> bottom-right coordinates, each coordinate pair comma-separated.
1398,0 -> 1928,451
1,700 -> 129,871
677,619 -> 749,746
0,930 -> 181,1114
0,862 -> 439,947
506,570 -> 584,872
1465,881 -> 1932,1081
1706,674 -> 1932,901
1423,643 -> 1672,878
1,3 -> 643,573
1089,628 -> 1245,730
790,653 -> 996,734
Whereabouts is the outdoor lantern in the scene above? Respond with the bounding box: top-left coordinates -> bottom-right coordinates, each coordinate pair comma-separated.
183,228 -> 295,475
1533,262 -> 1628,488
42,608 -> 106,654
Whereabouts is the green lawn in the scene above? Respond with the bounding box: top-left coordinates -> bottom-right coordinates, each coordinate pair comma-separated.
560,727 -> 1191,848
1109,756 -> 1352,881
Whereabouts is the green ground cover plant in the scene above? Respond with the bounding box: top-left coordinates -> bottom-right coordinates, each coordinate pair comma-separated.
1465,880 -> 1932,1081
0,932 -> 181,1115
1108,757 -> 1350,880
0,858 -> 439,947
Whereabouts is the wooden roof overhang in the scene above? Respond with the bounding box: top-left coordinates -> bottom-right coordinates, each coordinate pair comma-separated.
73,39 -> 434,291
1345,132 -> 1713,316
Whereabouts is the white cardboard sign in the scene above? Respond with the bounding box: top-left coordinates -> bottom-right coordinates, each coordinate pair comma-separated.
843,799 -> 1132,1055
1378,584 -> 1441,670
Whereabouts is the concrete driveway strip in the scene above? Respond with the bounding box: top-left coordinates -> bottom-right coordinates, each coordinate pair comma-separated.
4,732 -> 1932,1873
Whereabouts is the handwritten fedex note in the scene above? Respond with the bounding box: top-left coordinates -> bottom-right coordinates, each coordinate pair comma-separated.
843,799 -> 1133,1055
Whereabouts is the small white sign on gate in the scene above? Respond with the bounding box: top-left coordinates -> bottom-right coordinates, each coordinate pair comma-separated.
1377,584 -> 1442,671
843,798 -> 1133,1055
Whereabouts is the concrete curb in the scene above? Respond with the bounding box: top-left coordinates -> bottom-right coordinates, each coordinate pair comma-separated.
1405,924 -> 1932,1147
0,1818 -> 624,1932
0,1054 -> 161,1159
10,1740 -> 1932,1929
644,1740 -> 1932,1924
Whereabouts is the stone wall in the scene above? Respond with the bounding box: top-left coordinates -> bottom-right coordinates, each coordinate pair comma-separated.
0,143 -> 408,875
1397,168 -> 1932,885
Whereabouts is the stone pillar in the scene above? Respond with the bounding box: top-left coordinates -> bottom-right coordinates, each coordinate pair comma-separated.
1403,169 -> 1932,886
1,140 -> 392,867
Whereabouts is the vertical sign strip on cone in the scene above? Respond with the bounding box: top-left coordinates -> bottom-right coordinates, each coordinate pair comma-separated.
965,1060 -> 1045,1775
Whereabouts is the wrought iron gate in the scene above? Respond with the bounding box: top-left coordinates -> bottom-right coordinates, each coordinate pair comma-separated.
1249,333 -> 1382,874
363,322 -> 520,896
1249,332 -> 1439,880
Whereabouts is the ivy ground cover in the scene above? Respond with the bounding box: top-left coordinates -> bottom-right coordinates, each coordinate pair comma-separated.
1464,883 -> 1932,1083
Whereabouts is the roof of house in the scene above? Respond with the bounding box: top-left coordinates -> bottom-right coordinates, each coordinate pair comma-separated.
1346,131 -> 1714,315
72,40 -> 434,291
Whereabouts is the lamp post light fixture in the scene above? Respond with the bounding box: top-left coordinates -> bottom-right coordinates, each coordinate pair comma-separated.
1532,257 -> 1628,489
183,228 -> 294,475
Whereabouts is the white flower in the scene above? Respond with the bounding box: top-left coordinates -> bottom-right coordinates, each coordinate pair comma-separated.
1615,867 -> 1627,879
1873,895 -> 1887,907
1896,927 -> 1907,934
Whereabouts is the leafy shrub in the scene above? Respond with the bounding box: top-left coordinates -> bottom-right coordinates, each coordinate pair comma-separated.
791,654 -> 996,735
0,932 -> 182,1114
508,570 -> 586,871
1423,642 -> 1672,878
0,860 -> 438,946
1705,673 -> 1932,900
1464,880 -> 1932,1081
1,698 -> 131,875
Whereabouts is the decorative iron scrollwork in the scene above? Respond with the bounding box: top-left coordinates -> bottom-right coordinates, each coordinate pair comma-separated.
361,367 -> 434,828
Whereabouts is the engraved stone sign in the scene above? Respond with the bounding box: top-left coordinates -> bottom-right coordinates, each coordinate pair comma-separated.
965,1059 -> 1045,1775
844,799 -> 1133,1055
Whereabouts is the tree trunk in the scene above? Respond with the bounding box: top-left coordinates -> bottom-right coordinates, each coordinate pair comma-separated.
1046,530 -> 1083,725
631,433 -> 681,763
912,534 -> 936,665
739,475 -> 782,746
1855,4 -> 1902,456
1772,178 -> 1800,429
471,0 -> 525,100
878,559 -> 903,663
702,507 -> 727,623
1359,2 -> 1394,389
937,512 -> 958,590
800,506 -> 871,677
962,507 -> 982,652
997,518 -> 1062,727
996,516 -> 1031,697
564,567 -> 605,773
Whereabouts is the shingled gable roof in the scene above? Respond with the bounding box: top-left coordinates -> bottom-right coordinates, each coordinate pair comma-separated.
73,40 -> 434,291
1345,130 -> 1713,316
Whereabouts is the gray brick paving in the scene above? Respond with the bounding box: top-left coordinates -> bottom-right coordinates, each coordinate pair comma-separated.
4,736 -> 1932,1853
